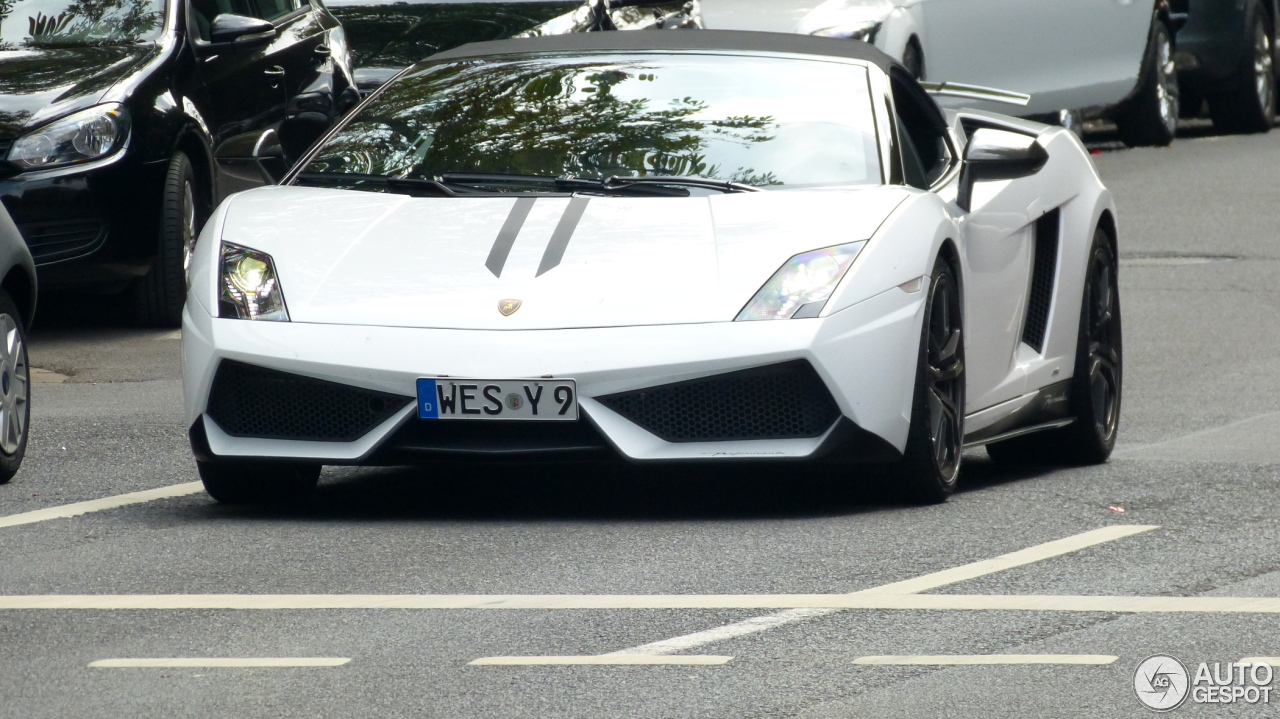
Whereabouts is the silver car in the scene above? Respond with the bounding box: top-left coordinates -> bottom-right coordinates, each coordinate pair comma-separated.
702,0 -> 1184,146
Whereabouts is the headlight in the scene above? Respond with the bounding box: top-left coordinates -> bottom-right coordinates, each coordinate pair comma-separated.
810,21 -> 882,41
7,103 -> 129,171
736,242 -> 866,321
219,243 -> 290,321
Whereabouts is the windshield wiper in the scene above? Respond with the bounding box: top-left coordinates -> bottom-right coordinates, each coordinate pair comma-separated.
293,172 -> 462,197
439,172 -> 690,197
602,176 -> 762,194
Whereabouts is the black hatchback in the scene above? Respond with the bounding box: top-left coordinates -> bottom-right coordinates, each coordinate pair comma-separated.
0,0 -> 357,325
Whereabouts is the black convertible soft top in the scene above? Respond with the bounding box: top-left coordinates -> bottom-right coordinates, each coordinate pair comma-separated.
426,29 -> 899,73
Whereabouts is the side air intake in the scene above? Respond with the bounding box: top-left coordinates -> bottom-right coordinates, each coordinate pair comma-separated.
1022,209 -> 1060,352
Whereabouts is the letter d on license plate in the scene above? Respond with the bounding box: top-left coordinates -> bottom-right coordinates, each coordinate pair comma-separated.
417,378 -> 578,421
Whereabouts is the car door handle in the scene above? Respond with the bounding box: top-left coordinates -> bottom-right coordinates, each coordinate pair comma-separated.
314,44 -> 331,57
264,65 -> 285,88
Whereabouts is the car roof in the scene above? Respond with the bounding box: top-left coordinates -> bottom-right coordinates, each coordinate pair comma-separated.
425,29 -> 898,73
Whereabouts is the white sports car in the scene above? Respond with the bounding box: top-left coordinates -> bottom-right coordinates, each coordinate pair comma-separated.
183,31 -> 1123,505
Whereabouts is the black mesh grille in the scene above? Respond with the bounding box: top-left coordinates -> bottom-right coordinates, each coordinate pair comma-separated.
18,219 -> 106,264
596,361 -> 840,442
1022,209 -> 1060,352
206,360 -> 413,442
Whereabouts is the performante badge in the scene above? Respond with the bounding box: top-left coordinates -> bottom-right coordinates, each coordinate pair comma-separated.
498,299 -> 522,316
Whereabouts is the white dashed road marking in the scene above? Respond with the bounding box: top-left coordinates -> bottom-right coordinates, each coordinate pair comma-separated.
469,656 -> 732,666
852,655 -> 1118,666
0,482 -> 204,530
88,658 -> 350,668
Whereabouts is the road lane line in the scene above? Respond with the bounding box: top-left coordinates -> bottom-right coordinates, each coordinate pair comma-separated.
606,525 -> 1157,655
857,525 -> 1158,595
8,594 -> 1280,612
0,482 -> 204,530
469,656 -> 731,666
854,654 -> 1117,665
89,658 -> 350,668
1240,657 -> 1280,667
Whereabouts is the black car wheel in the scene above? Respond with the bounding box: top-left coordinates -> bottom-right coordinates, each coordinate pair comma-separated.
1116,20 -> 1179,147
889,254 -> 965,504
0,289 -> 28,484
988,228 -> 1122,466
134,151 -> 202,328
1207,8 -> 1275,134
197,459 -> 321,505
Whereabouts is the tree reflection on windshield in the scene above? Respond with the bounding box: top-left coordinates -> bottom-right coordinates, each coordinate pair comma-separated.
0,0 -> 163,49
305,54 -> 883,188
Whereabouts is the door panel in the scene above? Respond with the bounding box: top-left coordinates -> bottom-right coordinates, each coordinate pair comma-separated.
960,176 -> 1038,412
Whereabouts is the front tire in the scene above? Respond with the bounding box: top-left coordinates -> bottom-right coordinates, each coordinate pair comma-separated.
889,255 -> 965,504
1207,9 -> 1275,134
198,460 -> 321,505
134,151 -> 202,328
987,228 -> 1122,465
1116,20 -> 1179,147
0,290 -> 29,484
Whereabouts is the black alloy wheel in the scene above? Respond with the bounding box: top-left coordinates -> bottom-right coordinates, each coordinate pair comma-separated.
0,289 -> 29,484
134,151 -> 204,328
988,228 -> 1122,465
890,254 -> 965,504
1116,20 -> 1179,147
1208,8 -> 1275,134
197,459 -> 322,505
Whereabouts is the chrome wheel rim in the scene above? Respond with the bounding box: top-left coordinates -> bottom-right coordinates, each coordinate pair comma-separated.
180,179 -> 197,281
1086,249 -> 1121,442
0,314 -> 28,455
1255,19 -> 1273,112
1155,31 -> 1179,134
926,272 -> 964,481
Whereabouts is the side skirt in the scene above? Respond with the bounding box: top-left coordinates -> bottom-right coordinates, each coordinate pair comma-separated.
962,379 -> 1074,449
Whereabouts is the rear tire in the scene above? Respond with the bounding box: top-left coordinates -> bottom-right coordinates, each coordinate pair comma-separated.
1116,20 -> 1179,147
0,290 -> 29,484
987,228 -> 1122,465
198,460 -> 321,505
1207,9 -> 1274,134
133,151 -> 202,328
889,254 -> 965,504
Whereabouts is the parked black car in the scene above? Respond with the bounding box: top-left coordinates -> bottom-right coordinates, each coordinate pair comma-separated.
0,0 -> 358,325
1178,0 -> 1277,133
326,0 -> 697,94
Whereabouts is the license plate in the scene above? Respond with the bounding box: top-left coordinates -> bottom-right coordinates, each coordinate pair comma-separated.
416,378 -> 578,421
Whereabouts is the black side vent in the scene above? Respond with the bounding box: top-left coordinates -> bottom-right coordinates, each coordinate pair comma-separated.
18,219 -> 107,265
597,360 -> 841,443
206,360 -> 413,442
1022,209 -> 1061,352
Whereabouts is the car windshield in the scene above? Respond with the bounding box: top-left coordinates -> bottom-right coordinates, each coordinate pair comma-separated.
0,0 -> 164,48
301,52 -> 883,189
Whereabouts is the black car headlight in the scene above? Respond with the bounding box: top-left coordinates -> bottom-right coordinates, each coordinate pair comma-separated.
219,243 -> 290,321
7,103 -> 130,171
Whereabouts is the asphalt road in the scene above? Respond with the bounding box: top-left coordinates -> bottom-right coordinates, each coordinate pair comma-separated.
3,125 -> 1280,718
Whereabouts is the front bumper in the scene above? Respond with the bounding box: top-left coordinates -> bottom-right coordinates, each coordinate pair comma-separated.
0,151 -> 163,284
182,283 -> 925,464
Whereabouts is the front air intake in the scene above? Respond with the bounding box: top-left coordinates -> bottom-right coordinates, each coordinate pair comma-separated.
205,360 -> 413,442
596,360 -> 841,443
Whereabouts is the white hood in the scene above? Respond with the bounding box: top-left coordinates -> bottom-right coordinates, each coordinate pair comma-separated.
217,185 -> 909,330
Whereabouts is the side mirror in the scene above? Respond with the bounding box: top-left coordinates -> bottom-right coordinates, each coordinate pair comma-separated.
957,128 -> 1048,212
209,13 -> 276,46
277,111 -> 331,164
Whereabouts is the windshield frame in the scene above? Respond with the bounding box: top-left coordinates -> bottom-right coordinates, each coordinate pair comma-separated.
284,48 -> 890,191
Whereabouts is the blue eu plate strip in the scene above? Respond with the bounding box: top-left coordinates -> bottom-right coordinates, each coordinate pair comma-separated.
416,379 -> 439,419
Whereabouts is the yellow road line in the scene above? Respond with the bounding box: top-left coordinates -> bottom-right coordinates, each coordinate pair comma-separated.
853,654 -> 1117,665
1240,657 -> 1280,667
469,656 -> 731,666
